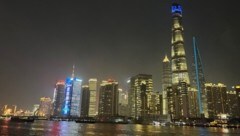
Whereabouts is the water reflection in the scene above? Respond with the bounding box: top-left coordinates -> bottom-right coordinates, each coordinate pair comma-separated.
1,120 -> 240,136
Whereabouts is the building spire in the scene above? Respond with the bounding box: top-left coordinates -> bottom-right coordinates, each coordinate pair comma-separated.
163,54 -> 170,62
71,64 -> 75,78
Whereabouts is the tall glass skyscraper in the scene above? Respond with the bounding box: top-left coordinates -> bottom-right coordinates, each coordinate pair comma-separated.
170,3 -> 190,119
63,77 -> 82,117
62,66 -> 83,118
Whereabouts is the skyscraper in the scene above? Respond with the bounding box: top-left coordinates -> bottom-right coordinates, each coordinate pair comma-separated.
227,90 -> 238,118
191,37 -> 207,118
170,3 -> 190,119
62,66 -> 83,118
52,80 -> 65,117
234,85 -> 240,117
128,74 -> 153,121
205,83 -> 228,119
98,80 -> 119,117
81,85 -> 90,117
88,78 -> 97,117
38,97 -> 52,118
162,55 -> 171,115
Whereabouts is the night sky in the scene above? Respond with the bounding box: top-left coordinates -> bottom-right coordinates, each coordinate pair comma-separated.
0,0 -> 239,110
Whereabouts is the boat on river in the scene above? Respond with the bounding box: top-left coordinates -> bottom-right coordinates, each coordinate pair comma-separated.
10,116 -> 35,123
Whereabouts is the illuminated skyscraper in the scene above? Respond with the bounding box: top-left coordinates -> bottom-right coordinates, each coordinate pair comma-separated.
88,78 -> 97,117
38,97 -> 52,118
128,74 -> 153,121
98,80 -> 119,117
62,66 -> 83,117
170,3 -> 190,119
162,55 -> 171,115
188,88 -> 199,118
234,86 -> 240,117
52,80 -> 65,117
205,83 -> 228,118
227,90 -> 238,118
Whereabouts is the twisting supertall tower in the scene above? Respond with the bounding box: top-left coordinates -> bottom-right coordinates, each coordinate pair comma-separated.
170,3 -> 190,119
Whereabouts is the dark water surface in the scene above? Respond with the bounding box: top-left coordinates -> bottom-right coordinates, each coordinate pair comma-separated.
1,120 -> 240,136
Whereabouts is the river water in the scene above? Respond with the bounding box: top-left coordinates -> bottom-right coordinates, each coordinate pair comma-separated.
0,120 -> 240,136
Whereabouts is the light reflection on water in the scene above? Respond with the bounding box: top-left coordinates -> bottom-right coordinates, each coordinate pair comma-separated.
0,120 -> 240,136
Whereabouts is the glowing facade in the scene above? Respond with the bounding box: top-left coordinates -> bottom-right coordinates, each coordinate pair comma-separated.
170,3 -> 190,119
38,97 -> 52,117
98,80 -> 119,116
63,77 -> 82,117
88,78 -> 97,117
205,83 -> 228,118
162,55 -> 171,115
128,74 -> 153,120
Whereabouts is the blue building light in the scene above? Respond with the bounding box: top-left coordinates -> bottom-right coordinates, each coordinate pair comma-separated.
62,77 -> 73,116
172,4 -> 182,14
75,78 -> 82,82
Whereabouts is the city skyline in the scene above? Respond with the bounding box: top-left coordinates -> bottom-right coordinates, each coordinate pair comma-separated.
0,1 -> 240,110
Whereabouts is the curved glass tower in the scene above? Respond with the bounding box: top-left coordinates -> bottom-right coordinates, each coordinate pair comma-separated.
170,3 -> 190,119
171,3 -> 190,86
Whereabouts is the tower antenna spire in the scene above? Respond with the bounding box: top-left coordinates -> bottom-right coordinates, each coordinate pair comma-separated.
71,64 -> 75,78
